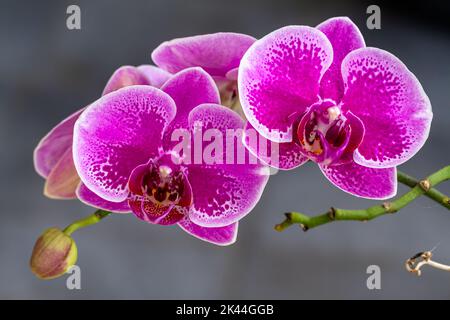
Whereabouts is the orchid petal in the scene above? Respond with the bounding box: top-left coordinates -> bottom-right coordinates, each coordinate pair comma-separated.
102,66 -> 151,95
178,217 -> 238,246
225,67 -> 239,81
76,183 -> 131,213
320,161 -> 397,199
186,104 -> 270,227
34,109 -> 84,178
317,17 -> 365,102
239,26 -> 333,142
44,148 -> 80,199
341,48 -> 432,168
137,65 -> 171,88
162,67 -> 220,148
73,86 -> 176,202
152,32 -> 256,77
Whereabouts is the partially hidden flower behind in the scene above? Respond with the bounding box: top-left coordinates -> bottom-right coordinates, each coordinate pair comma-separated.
33,65 -> 171,203
152,32 -> 256,116
238,17 -> 433,199
72,67 -> 269,245
30,227 -> 77,280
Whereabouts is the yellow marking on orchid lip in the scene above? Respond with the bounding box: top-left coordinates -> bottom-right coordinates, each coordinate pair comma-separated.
311,138 -> 323,155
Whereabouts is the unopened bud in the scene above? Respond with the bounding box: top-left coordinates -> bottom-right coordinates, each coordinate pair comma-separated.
30,227 -> 77,280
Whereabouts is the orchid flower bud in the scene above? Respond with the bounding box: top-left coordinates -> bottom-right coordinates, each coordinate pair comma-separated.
30,227 -> 77,280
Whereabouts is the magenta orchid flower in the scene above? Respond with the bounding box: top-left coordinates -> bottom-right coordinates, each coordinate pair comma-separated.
72,67 -> 269,245
239,17 -> 432,199
152,32 -> 255,107
33,65 -> 170,202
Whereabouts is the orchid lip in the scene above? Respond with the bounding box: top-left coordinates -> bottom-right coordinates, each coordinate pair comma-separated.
296,100 -> 362,166
140,160 -> 186,207
128,152 -> 193,225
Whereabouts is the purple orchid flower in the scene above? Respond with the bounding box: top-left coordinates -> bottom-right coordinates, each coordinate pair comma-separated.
33,65 -> 171,203
152,32 -> 255,109
239,17 -> 432,199
72,67 -> 269,245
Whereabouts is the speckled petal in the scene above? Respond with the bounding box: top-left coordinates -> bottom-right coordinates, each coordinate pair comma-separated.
162,67 -> 220,148
317,17 -> 365,102
341,48 -> 432,168
73,86 -> 176,202
178,217 -> 238,246
238,26 -> 333,142
186,104 -> 270,227
137,65 -> 172,88
319,161 -> 397,199
152,32 -> 256,77
76,183 -> 131,213
102,66 -> 151,95
34,109 -> 84,178
243,122 -> 309,170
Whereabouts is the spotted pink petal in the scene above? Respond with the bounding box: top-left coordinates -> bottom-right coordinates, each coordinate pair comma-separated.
239,26 -> 334,142
243,122 -> 309,170
341,48 -> 432,168
161,67 -> 220,148
44,148 -> 80,199
178,217 -> 238,246
76,183 -> 131,213
73,86 -> 176,202
102,66 -> 151,95
317,17 -> 365,102
34,109 -> 84,178
152,32 -> 256,77
186,104 -> 270,227
137,65 -> 172,88
319,161 -> 397,199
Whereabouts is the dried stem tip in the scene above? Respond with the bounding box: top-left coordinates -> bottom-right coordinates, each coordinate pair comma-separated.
405,251 -> 450,276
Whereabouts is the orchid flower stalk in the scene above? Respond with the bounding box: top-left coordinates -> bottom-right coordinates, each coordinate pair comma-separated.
275,166 -> 450,232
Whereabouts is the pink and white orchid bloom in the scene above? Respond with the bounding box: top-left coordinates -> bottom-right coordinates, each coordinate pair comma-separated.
239,17 -> 432,199
72,68 -> 269,245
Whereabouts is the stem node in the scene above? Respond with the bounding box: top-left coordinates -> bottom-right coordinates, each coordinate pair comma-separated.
382,202 -> 397,214
419,179 -> 431,191
328,207 -> 336,220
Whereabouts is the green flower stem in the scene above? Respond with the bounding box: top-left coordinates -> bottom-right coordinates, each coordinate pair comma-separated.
275,166 -> 450,232
397,170 -> 450,209
63,210 -> 111,236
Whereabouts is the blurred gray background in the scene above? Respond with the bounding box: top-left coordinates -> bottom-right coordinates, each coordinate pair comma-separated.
0,0 -> 449,299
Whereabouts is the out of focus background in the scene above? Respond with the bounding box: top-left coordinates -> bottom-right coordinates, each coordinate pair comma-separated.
0,0 -> 449,299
